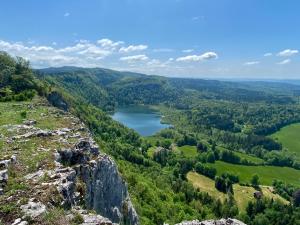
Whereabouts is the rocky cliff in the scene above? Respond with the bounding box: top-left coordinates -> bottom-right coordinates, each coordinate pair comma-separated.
56,139 -> 139,225
0,97 -> 138,225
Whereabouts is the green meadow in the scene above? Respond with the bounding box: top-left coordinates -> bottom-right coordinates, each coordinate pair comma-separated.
271,123 -> 300,159
208,161 -> 300,187
177,145 -> 198,158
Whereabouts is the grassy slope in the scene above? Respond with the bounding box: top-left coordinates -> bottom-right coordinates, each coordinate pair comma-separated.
233,185 -> 288,211
271,123 -> 300,159
208,161 -> 300,186
0,97 -> 92,224
187,172 -> 226,201
177,145 -> 198,158
187,172 -> 288,212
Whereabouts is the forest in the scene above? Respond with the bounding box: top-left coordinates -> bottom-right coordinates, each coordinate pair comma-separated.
1,52 -> 300,225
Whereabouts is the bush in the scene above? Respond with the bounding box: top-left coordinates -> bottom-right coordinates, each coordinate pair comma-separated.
194,162 -> 216,179
20,111 -> 27,118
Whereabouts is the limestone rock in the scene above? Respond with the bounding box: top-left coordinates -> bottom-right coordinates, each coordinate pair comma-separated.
72,209 -> 115,225
175,218 -> 247,225
11,218 -> 28,225
20,200 -> 46,218
81,155 -> 139,225
23,120 -> 36,126
0,169 -> 8,184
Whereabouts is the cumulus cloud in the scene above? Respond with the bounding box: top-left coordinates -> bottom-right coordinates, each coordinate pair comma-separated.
182,49 -> 194,53
244,61 -> 260,66
120,54 -> 149,63
119,44 -> 148,53
176,52 -> 218,62
97,38 -> 123,50
264,53 -> 272,57
278,59 -> 291,65
0,39 -> 116,68
64,12 -> 70,17
277,49 -> 298,57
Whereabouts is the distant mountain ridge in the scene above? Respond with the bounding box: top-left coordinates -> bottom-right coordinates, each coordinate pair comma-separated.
36,66 -> 299,112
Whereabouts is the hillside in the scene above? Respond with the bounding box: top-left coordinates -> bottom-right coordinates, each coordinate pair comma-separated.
0,96 -> 139,225
1,52 -> 300,225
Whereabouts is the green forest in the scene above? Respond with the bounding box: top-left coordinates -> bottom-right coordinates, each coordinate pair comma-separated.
1,52 -> 300,225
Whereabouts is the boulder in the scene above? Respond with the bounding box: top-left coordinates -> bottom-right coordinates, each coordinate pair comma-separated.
12,218 -> 28,225
20,200 -> 46,218
23,120 -> 36,126
0,169 -> 8,184
75,138 -> 100,156
72,209 -> 115,225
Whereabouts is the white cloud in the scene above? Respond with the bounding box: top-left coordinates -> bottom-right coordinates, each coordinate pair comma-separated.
277,49 -> 298,57
182,49 -> 194,53
192,16 -> 204,21
176,52 -> 218,62
119,44 -> 148,53
0,39 -> 115,68
64,12 -> 70,17
244,61 -> 260,66
120,54 -> 149,63
97,38 -> 124,50
52,42 -> 57,46
278,59 -> 291,65
264,53 -> 272,57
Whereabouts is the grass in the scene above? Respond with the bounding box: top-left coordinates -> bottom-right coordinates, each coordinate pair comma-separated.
0,96 -> 91,223
208,161 -> 300,187
187,172 -> 226,201
187,172 -> 288,212
177,145 -> 198,158
271,123 -> 300,160
233,185 -> 288,211
234,151 -> 264,164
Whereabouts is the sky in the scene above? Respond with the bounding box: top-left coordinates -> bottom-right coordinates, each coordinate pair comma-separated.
0,0 -> 300,79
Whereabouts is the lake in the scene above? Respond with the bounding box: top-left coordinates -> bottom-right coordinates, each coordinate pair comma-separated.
112,105 -> 169,136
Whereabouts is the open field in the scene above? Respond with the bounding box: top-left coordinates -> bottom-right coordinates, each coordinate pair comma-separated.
233,184 -> 288,211
187,172 -> 226,201
187,172 -> 289,212
177,145 -> 198,158
208,161 -> 300,186
271,123 -> 300,159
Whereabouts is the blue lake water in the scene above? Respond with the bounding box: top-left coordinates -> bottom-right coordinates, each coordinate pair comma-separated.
112,105 -> 169,136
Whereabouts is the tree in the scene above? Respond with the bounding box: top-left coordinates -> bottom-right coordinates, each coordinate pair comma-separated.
293,189 -> 300,207
215,176 -> 226,193
206,151 -> 216,163
253,214 -> 269,225
246,201 -> 255,218
251,174 -> 260,187
197,141 -> 207,152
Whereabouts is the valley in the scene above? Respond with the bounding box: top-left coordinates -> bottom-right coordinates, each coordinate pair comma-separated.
1,52 -> 300,225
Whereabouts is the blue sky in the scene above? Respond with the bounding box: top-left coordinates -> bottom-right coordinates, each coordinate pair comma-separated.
0,0 -> 299,79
